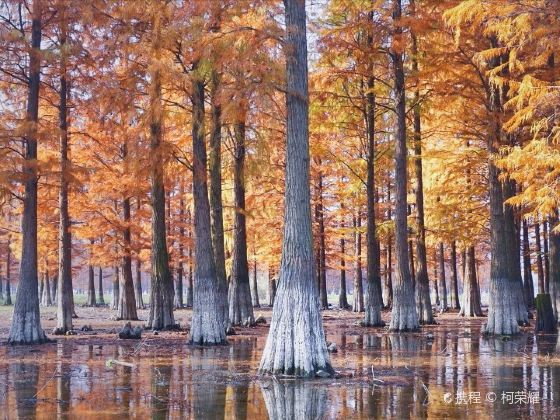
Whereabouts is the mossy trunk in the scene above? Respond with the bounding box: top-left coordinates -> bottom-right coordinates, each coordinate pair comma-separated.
548,212 -> 560,320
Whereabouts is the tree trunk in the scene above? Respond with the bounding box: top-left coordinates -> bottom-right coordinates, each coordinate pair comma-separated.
385,179 -> 393,309
134,199 -> 144,309
9,0 -> 48,344
316,171 -> 328,310
388,0 -> 419,332
339,219 -> 349,309
353,215 -> 364,312
147,14 -> 175,330
38,275 -> 44,306
186,210 -> 193,308
5,240 -> 12,305
535,222 -> 545,295
450,241 -> 460,310
251,260 -> 260,308
438,242 -> 448,312
209,70 -> 229,327
522,220 -> 534,309
459,246 -> 483,317
548,211 -> 560,321
268,269 -> 276,307
543,221 -> 550,294
53,11 -> 73,335
52,273 -> 58,304
228,117 -> 255,326
363,63 -> 383,326
112,266 -> 120,310
189,67 -> 226,344
98,267 -> 105,305
86,262 -> 96,307
175,182 -> 185,309
433,249 -> 440,306
259,0 -> 333,377
410,0 -> 433,327
118,195 -> 138,320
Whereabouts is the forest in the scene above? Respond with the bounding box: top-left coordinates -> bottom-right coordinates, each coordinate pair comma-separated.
0,0 -> 559,418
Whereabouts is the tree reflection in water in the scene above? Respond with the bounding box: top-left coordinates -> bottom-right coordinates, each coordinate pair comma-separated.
259,379 -> 327,420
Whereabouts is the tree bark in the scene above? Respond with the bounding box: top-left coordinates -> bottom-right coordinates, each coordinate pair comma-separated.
388,0 -> 419,331
98,267 -> 105,305
118,193 -> 138,320
86,264 -> 96,307
385,179 -> 393,309
459,246 -> 483,317
5,239 -> 12,305
189,67 -> 226,344
251,260 -> 260,308
53,10 -> 73,335
543,221 -> 550,294
450,241 -> 460,310
147,13 -> 175,330
9,0 -> 48,344
353,215 -> 364,312
268,269 -> 276,307
410,0 -> 433,326
209,70 -> 229,327
259,0 -> 333,377
535,222 -> 545,295
339,218 -> 349,309
363,58 -> 383,326
438,242 -> 448,312
228,117 -> 255,326
186,210 -> 193,308
134,199 -> 144,309
315,170 -> 328,310
522,219 -> 534,309
548,211 -> 560,321
112,266 -> 120,310
175,183 -> 185,309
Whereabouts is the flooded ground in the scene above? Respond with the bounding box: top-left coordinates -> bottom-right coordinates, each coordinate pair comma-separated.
0,307 -> 559,419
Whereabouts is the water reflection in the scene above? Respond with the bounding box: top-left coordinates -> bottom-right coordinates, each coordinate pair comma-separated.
0,326 -> 559,418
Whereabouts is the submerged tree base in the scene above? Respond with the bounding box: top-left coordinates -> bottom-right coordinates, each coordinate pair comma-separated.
483,278 -> 520,335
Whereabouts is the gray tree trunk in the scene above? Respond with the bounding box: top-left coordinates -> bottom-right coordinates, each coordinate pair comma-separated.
259,0 -> 333,377
522,220 -> 534,308
316,171 -> 328,310
175,182 -> 185,309
186,210 -> 193,308
410,0 -> 433,326
112,266 -> 120,310
544,221 -> 550,293
385,180 -> 393,309
209,70 -> 229,327
98,267 -> 105,305
86,263 -> 96,307
5,240 -> 12,305
388,0 -> 419,332
260,380 -> 327,419
134,199 -> 144,309
268,269 -> 276,307
363,65 -> 383,326
54,13 -> 73,335
147,16 -> 175,330
251,260 -> 260,308
189,70 -> 226,345
459,246 -> 483,317
548,212 -> 560,321
353,215 -> 364,312
8,0 -> 48,344
339,218 -> 349,309
438,242 -> 448,312
450,241 -> 460,310
228,118 -> 255,326
118,194 -> 138,320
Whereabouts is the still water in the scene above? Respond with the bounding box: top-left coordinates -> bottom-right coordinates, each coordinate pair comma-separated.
1,324 -> 559,419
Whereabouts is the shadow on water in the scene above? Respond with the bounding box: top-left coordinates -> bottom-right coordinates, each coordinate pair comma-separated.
1,327 -> 560,418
